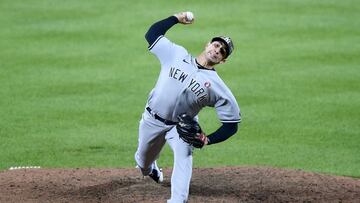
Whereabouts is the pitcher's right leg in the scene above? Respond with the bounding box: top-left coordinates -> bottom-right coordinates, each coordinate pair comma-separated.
135,110 -> 169,175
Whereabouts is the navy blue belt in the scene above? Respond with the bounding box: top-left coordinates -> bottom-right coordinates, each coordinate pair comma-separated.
146,107 -> 177,125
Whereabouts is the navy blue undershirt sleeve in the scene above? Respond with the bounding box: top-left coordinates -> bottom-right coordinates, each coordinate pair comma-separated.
206,122 -> 238,145
145,16 -> 179,46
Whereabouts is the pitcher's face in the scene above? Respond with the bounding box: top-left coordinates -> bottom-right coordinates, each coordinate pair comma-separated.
204,41 -> 227,64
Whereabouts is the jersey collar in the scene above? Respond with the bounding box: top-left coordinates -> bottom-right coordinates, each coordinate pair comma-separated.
195,59 -> 215,71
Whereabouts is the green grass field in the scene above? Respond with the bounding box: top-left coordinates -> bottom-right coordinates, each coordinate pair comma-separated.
1,0 -> 359,177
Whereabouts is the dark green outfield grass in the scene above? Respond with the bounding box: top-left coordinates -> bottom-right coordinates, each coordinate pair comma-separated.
1,0 -> 359,177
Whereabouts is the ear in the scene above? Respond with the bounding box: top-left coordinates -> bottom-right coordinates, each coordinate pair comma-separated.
219,58 -> 227,64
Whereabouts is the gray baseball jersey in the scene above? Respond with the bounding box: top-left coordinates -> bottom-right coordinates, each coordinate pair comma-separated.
147,36 -> 241,123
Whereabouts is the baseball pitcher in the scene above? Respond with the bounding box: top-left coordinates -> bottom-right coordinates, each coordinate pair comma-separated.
135,11 -> 241,203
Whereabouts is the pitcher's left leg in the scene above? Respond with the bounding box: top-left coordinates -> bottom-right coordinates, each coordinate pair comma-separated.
166,127 -> 193,203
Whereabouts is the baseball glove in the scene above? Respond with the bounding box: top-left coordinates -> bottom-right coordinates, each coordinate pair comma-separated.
176,114 -> 206,148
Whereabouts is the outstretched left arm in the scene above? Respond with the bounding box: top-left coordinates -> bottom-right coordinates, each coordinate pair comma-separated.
206,122 -> 239,145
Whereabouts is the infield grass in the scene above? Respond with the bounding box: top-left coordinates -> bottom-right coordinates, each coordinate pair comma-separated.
1,0 -> 359,177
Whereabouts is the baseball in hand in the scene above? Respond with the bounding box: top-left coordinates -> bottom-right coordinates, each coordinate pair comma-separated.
185,11 -> 194,22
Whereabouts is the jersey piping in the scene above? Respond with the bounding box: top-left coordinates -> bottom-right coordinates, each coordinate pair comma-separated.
149,35 -> 164,50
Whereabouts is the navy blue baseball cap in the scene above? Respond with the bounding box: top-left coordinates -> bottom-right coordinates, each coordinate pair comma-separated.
211,36 -> 234,58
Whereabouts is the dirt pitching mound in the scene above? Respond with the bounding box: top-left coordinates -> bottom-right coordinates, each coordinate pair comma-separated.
0,166 -> 359,203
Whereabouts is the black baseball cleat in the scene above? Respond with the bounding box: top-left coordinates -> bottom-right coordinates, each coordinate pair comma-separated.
149,167 -> 163,183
